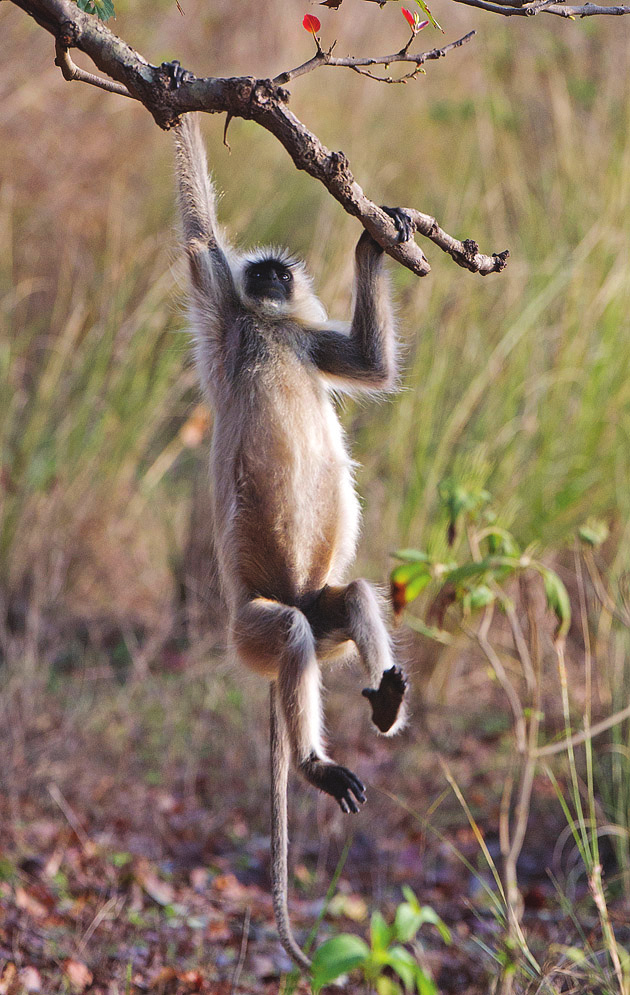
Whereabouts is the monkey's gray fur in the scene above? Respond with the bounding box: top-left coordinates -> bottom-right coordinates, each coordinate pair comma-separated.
174,114 -> 409,970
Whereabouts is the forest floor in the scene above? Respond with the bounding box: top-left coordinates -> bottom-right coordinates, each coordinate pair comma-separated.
1,646 -> 627,995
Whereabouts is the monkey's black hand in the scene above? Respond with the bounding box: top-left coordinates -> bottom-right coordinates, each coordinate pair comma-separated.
300,756 -> 366,814
362,665 -> 408,733
160,60 -> 195,90
381,207 -> 415,245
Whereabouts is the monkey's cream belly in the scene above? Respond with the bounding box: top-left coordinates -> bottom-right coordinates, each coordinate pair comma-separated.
214,388 -> 360,611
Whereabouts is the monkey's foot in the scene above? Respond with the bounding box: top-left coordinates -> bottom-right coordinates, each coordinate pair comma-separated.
299,755 -> 366,814
362,665 -> 408,733
381,207 -> 415,244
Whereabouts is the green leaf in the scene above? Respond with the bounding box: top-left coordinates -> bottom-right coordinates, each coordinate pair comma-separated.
311,934 -> 370,992
92,0 -> 115,20
415,969 -> 439,995
465,584 -> 495,611
539,566 -> 571,640
405,572 -> 432,603
76,0 -> 115,19
414,906 -> 452,945
392,549 -> 430,563
377,978 -> 403,995
484,527 -> 520,557
394,902 -> 422,943
438,478 -> 490,523
401,886 -> 421,911
578,519 -> 609,547
391,561 -> 431,609
443,556 -> 518,588
391,562 -> 430,585
412,0 -> 442,31
371,910 -> 392,951
384,946 -> 417,991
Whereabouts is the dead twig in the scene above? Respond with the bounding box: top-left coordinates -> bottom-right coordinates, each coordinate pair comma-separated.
273,31 -> 476,85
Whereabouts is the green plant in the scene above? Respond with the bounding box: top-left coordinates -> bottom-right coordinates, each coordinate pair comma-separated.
310,887 -> 450,994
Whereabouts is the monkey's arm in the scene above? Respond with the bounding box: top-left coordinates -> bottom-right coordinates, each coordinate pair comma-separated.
174,114 -> 239,316
310,208 -> 412,391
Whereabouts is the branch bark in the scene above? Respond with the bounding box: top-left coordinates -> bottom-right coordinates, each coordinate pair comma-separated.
8,0 -> 511,276
451,0 -> 630,16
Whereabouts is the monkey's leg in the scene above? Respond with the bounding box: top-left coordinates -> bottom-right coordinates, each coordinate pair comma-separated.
309,581 -> 408,735
233,598 -> 366,813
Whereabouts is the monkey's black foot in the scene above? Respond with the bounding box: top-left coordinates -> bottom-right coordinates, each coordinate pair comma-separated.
381,207 -> 415,244
160,60 -> 194,89
362,665 -> 408,733
299,755 -> 366,814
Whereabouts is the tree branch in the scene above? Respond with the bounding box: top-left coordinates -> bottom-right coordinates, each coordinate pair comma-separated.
451,0 -> 630,16
54,39 -> 133,96
273,31 -> 476,86
7,0 -> 509,276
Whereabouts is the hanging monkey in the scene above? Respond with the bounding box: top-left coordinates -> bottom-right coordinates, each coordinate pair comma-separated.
174,113 -> 410,969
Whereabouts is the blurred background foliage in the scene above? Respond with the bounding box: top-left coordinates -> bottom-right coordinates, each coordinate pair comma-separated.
2,0 -> 630,663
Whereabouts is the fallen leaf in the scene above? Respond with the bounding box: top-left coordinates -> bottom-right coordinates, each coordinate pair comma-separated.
212,873 -> 247,898
135,861 -> 175,907
190,867 -> 210,892
0,963 -> 17,995
18,967 -> 42,993
328,892 -> 368,922
181,970 -> 204,991
63,960 -> 93,992
14,886 -> 48,919
149,966 -> 177,991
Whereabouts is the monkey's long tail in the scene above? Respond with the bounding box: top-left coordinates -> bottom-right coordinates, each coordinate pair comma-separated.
269,682 -> 312,972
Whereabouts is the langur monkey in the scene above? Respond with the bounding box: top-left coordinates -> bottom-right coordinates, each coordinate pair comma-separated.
174,114 -> 410,970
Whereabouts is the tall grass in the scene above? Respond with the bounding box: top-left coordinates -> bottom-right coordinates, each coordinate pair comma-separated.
2,2 -> 629,642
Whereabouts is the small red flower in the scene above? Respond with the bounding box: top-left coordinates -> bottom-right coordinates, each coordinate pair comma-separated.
302,13 -> 321,36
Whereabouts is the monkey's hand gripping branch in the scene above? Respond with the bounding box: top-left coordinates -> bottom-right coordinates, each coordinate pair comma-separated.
9,0 -> 509,277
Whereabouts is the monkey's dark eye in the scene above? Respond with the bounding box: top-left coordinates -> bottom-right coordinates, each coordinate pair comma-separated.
281,272 -> 291,282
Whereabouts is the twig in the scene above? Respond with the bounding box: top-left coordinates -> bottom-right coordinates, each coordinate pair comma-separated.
582,547 -> 630,628
48,782 -> 91,852
76,895 -> 121,958
273,31 -> 476,86
55,41 -> 133,97
534,701 -> 630,758
406,210 -> 510,274
502,597 -> 536,696
589,863 -> 625,992
474,607 -> 527,754
230,906 -> 251,994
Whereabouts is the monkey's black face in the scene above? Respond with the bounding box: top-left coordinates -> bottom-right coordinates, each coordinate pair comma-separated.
244,258 -> 294,305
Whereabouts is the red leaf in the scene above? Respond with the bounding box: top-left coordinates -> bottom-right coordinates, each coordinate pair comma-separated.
402,6 -> 416,28
302,13 -> 321,35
